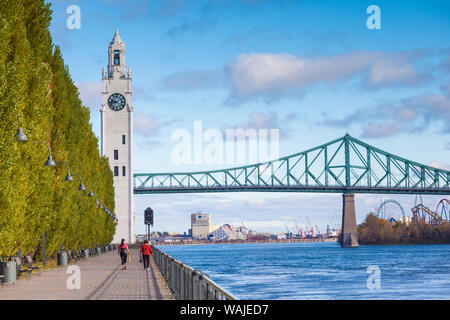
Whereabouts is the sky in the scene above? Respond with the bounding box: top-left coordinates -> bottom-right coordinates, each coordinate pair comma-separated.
47,0 -> 450,235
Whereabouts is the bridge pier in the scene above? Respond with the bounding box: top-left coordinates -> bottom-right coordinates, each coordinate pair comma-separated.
341,193 -> 359,248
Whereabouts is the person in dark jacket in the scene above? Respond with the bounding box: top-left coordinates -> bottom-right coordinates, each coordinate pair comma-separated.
140,240 -> 153,270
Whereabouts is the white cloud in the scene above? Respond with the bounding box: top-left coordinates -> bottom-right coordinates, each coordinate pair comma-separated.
158,50 -> 439,105
320,81 -> 450,138
225,51 -> 424,102
244,197 -> 268,206
75,82 -> 102,110
360,122 -> 405,139
428,161 -> 450,171
225,111 -> 297,139
134,112 -> 160,136
227,53 -> 307,96
445,142 -> 450,151
161,69 -> 224,91
367,55 -> 419,87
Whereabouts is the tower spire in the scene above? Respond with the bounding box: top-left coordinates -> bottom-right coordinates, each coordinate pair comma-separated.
108,28 -> 126,78
112,28 -> 122,44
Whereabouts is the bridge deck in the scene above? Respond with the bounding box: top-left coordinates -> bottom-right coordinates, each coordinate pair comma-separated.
0,248 -> 173,300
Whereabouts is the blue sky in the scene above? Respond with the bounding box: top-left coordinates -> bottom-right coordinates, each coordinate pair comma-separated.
47,0 -> 450,234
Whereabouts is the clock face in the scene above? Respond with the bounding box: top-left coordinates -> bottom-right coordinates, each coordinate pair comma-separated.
108,93 -> 126,111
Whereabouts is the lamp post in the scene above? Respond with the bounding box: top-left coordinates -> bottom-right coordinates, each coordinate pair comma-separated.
73,174 -> 86,191
15,114 -> 28,142
55,161 -> 74,181
38,141 -> 56,167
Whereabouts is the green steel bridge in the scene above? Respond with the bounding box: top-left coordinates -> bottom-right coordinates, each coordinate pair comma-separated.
133,134 -> 450,196
133,134 -> 450,247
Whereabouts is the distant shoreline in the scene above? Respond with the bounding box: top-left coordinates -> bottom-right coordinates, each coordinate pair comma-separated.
151,237 -> 338,246
359,241 -> 450,246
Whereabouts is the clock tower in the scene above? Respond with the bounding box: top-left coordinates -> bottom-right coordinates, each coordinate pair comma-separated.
101,29 -> 135,244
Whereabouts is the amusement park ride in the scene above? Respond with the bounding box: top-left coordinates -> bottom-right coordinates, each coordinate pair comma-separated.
375,196 -> 450,226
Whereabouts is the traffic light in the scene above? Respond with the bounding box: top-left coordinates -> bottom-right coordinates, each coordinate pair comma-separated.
144,207 -> 153,226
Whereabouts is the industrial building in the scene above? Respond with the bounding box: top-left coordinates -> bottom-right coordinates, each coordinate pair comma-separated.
191,212 -> 219,239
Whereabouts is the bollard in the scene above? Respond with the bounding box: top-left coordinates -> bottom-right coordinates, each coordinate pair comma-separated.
0,261 -> 16,284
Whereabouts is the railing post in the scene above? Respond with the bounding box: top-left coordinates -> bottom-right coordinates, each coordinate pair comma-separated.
193,271 -> 199,300
199,276 -> 205,300
178,264 -> 182,300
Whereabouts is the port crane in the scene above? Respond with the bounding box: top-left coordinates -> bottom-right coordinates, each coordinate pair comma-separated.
315,225 -> 320,237
293,218 -> 303,238
306,216 -> 314,238
284,224 -> 292,239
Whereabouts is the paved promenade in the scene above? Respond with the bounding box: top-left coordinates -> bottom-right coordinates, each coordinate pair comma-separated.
0,248 -> 173,300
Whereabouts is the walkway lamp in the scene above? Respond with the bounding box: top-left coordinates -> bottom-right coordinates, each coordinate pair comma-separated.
94,197 -> 103,209
88,188 -> 95,197
14,114 -> 28,142
39,141 -> 56,167
55,161 -> 73,181
74,174 -> 86,191
15,126 -> 28,142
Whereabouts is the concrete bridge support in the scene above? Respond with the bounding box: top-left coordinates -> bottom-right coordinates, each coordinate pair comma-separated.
341,193 -> 359,248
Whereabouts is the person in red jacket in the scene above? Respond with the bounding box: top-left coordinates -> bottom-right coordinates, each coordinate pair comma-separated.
140,240 -> 153,270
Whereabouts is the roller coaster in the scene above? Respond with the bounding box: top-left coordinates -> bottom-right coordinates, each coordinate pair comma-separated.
436,199 -> 449,221
411,198 -> 449,226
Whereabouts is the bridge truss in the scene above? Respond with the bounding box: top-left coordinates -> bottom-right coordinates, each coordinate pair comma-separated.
134,134 -> 450,195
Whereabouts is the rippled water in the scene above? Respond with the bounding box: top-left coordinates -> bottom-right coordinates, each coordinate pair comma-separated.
156,242 -> 450,300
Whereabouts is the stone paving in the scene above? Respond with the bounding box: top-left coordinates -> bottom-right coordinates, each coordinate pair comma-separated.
0,248 -> 173,300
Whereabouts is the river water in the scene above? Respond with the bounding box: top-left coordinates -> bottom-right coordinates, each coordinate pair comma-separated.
156,241 -> 450,300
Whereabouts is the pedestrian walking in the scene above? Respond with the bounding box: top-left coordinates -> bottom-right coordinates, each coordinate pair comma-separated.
118,238 -> 129,270
140,240 -> 153,270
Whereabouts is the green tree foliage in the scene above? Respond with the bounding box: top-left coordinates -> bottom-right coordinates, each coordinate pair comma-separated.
0,0 -> 115,258
358,213 -> 450,244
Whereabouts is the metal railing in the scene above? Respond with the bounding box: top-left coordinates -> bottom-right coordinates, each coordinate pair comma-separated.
152,246 -> 237,300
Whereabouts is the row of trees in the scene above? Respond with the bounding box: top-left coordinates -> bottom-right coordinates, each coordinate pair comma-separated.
0,0 -> 115,258
358,213 -> 450,244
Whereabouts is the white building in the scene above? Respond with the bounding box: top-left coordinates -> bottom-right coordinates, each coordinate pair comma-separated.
101,29 -> 135,244
208,225 -> 247,241
191,213 -> 219,239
